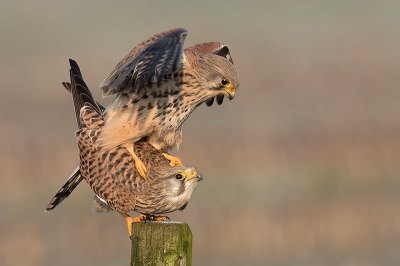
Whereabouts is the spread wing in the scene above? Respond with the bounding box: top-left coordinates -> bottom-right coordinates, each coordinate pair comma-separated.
185,42 -> 234,64
100,28 -> 188,97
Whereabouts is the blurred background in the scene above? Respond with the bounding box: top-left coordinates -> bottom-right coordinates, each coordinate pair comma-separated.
2,0 -> 400,265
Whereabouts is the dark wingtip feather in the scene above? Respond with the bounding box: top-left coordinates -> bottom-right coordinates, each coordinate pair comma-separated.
216,94 -> 224,105
205,97 -> 215,107
62,82 -> 71,92
214,46 -> 234,64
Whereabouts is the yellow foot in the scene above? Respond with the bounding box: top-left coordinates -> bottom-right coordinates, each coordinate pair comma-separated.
127,145 -> 147,179
134,158 -> 147,179
146,214 -> 170,222
119,212 -> 170,238
162,153 -> 183,166
119,212 -> 145,238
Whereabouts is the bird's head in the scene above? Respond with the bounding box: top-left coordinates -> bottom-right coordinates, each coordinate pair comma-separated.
157,165 -> 202,206
168,166 -> 203,192
188,52 -> 240,106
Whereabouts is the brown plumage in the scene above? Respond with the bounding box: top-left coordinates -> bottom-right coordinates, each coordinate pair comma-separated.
46,60 -> 202,237
97,28 -> 240,177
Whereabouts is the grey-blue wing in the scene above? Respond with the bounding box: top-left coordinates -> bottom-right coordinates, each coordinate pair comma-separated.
100,28 -> 188,97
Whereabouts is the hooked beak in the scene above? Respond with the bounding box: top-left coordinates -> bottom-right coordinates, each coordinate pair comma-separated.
187,170 -> 203,183
223,86 -> 236,100
205,86 -> 236,106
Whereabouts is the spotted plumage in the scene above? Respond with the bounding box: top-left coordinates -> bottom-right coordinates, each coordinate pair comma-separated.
97,28 -> 239,177
46,60 -> 202,236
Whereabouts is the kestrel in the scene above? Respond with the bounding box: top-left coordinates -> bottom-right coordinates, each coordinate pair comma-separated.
46,60 -> 203,237
98,28 -> 239,178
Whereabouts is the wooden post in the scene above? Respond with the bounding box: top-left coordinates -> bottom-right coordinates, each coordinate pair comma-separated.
131,221 -> 192,266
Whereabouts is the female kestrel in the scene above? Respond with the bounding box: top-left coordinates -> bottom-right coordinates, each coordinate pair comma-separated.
98,28 -> 240,178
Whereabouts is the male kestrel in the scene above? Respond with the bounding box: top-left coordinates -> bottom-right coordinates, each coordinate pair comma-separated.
46,60 -> 202,237
98,28 -> 239,178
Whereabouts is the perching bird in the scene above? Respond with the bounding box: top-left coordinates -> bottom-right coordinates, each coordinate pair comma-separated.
46,59 -> 202,237
98,28 -> 239,178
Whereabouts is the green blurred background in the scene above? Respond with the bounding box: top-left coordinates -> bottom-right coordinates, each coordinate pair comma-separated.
2,0 -> 400,265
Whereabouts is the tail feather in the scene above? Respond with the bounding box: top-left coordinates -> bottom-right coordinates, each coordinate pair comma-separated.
62,81 -> 106,113
45,165 -> 83,212
69,59 -> 101,129
69,58 -> 82,76
45,59 -> 101,212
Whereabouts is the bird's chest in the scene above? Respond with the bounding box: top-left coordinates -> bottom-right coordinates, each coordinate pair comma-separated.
136,91 -> 195,133
105,77 -> 199,150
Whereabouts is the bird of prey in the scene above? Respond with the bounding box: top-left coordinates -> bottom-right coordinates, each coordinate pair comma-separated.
46,60 -> 202,237
98,28 -> 239,178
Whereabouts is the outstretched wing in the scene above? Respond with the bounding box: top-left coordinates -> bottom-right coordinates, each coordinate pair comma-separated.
185,42 -> 234,64
100,28 -> 188,97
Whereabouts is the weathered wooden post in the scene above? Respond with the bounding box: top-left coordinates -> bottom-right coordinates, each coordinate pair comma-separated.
131,221 -> 192,266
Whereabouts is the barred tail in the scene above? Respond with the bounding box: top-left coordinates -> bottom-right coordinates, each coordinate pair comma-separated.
62,80 -> 106,114
45,165 -> 83,212
68,59 -> 102,130
45,59 -> 101,212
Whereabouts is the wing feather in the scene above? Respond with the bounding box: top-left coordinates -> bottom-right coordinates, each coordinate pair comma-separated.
100,28 -> 188,97
185,42 -> 234,64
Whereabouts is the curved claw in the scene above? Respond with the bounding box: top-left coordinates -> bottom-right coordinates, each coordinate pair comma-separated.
119,213 -> 171,239
141,214 -> 170,222
152,215 -> 170,221
119,213 -> 146,238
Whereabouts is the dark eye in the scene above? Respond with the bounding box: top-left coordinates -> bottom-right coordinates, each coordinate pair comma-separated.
221,78 -> 229,86
175,173 -> 183,180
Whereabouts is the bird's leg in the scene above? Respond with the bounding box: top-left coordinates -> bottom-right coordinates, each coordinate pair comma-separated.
126,145 -> 147,179
162,153 -> 183,166
118,212 -> 147,238
119,212 -> 171,238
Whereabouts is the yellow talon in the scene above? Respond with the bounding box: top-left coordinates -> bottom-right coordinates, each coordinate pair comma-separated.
118,212 -> 170,238
119,212 -> 146,238
152,215 -> 170,221
126,145 -> 147,179
162,153 -> 183,166
134,158 -> 147,179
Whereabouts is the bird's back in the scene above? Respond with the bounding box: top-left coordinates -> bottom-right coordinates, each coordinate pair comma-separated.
78,104 -> 138,213
80,104 -> 200,215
